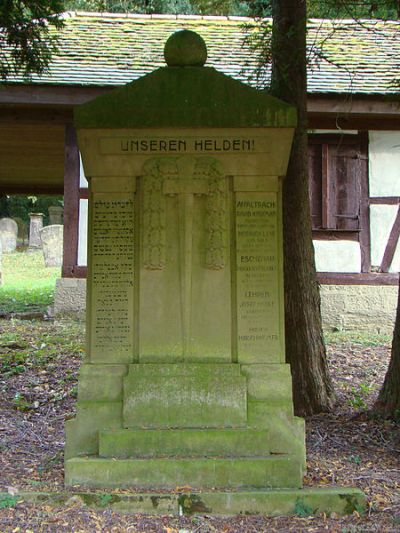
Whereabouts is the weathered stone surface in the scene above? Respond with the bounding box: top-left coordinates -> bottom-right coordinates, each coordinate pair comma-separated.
164,29 -> 207,67
48,205 -> 64,225
123,364 -> 247,428
28,213 -> 44,250
65,402 -> 123,459
65,456 -> 303,489
40,224 -> 63,267
0,487 -> 365,516
54,278 -> 86,316
0,217 -> 18,252
99,428 -> 270,458
320,284 -> 397,334
0,239 -> 2,285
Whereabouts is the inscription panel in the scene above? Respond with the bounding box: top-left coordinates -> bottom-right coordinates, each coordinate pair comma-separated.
236,192 -> 282,363
90,194 -> 135,362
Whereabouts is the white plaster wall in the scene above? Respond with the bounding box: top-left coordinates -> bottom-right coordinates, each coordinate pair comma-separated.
313,240 -> 361,273
370,204 -> 400,272
79,154 -> 88,188
78,199 -> 88,266
369,131 -> 400,197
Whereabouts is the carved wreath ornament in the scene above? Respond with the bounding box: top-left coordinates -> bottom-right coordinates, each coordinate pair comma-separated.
142,156 -> 228,270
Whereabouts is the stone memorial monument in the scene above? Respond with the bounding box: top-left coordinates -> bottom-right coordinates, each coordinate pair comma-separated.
28,213 -> 44,251
65,31 -> 364,515
0,218 -> 18,252
40,225 -> 63,267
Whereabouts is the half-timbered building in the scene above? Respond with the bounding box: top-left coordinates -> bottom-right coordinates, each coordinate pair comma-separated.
1,12 -> 400,331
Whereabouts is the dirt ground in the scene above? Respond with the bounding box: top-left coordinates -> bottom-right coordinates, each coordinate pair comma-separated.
0,318 -> 399,532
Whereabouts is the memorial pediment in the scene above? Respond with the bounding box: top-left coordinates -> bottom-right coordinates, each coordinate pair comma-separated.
75,68 -> 296,130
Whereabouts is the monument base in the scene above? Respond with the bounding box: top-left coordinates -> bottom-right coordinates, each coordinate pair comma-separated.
11,488 -> 365,516
65,363 -> 306,491
65,455 -> 304,489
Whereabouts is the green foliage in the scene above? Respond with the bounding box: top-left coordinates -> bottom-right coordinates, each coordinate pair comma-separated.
0,0 -> 65,80
246,0 -> 400,19
12,391 -> 32,411
294,498 -> 313,517
348,454 -> 361,465
308,0 -> 399,20
65,0 -> 250,15
98,493 -> 113,507
0,195 -> 63,226
0,494 -> 18,509
347,383 -> 373,411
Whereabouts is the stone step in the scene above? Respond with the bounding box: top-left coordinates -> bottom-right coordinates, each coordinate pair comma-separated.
65,456 -> 303,489
99,428 -> 270,458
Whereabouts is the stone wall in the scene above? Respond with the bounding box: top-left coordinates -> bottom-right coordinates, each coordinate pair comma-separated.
320,285 -> 398,334
54,279 -> 398,334
54,278 -> 86,318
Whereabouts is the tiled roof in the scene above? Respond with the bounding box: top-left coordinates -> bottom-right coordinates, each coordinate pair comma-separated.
4,12 -> 400,95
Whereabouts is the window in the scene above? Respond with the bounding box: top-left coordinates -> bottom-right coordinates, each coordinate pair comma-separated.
308,135 -> 364,232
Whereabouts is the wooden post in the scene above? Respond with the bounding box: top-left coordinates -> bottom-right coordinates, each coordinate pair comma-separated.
62,123 -> 80,277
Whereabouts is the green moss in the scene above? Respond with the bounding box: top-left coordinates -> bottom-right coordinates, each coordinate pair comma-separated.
74,66 -> 296,129
339,493 -> 365,515
178,494 -> 211,514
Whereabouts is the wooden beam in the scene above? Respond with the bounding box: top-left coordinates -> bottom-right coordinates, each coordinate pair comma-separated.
308,95 -> 400,116
321,144 -> 333,228
308,115 -> 400,131
380,206 -> 400,273
359,131 -> 371,273
79,188 -> 89,200
72,266 -> 87,278
62,124 -> 80,278
312,230 -> 359,241
2,86 -> 400,119
0,84 -> 111,106
0,107 -> 73,125
318,272 -> 399,285
369,197 -> 400,205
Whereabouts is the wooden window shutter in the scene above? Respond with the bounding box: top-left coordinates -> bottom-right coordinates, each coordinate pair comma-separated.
328,144 -> 361,231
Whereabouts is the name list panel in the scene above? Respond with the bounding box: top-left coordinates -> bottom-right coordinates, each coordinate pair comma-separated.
235,192 -> 282,363
90,194 -> 135,363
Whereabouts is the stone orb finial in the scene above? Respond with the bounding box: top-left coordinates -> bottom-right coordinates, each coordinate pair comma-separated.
164,30 -> 207,67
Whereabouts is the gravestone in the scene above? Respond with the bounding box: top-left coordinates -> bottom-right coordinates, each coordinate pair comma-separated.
0,239 -> 2,285
0,218 -> 18,252
48,205 -> 64,225
65,31 -> 364,514
28,213 -> 44,251
40,225 -> 63,267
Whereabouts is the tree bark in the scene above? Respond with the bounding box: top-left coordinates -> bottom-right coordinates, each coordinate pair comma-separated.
375,277 -> 400,418
271,0 -> 335,415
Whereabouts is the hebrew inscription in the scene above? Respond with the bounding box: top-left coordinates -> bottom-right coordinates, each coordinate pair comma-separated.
236,192 -> 281,363
91,195 -> 135,362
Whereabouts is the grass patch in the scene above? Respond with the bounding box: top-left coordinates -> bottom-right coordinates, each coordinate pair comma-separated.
324,330 -> 391,347
0,250 -> 60,314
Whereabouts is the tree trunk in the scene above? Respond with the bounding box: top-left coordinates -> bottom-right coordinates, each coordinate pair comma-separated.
375,277 -> 400,418
271,0 -> 335,415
